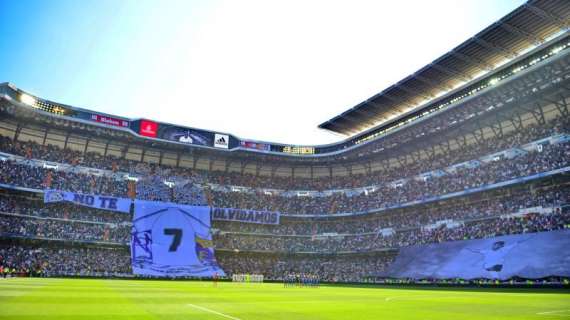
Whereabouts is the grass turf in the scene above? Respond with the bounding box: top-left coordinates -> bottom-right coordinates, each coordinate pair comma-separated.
0,278 -> 569,319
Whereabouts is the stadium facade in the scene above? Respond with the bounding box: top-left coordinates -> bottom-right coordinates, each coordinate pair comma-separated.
0,0 -> 569,283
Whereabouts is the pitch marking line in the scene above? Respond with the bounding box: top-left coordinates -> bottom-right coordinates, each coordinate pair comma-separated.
187,303 -> 242,320
385,295 -> 457,302
537,310 -> 570,317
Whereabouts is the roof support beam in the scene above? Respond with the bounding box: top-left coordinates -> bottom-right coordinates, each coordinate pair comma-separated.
363,100 -> 395,123
395,84 -> 434,101
382,93 -> 415,111
541,94 -> 569,118
396,155 -> 407,167
531,102 -> 546,125
510,112 -> 524,132
323,122 -> 349,135
103,141 -> 109,157
120,144 -> 129,159
42,128 -> 49,146
489,120 -> 504,138
410,150 -> 421,163
192,155 -> 199,169
271,165 -> 279,178
63,132 -> 71,150
342,112 -> 378,128
13,124 -> 22,141
425,145 -> 436,161
430,63 -> 472,83
353,109 -> 382,127
473,38 -> 518,60
525,3 -> 570,30
83,138 -> 90,155
365,162 -> 372,175
471,127 -> 485,145
208,158 -> 214,172
343,164 -> 353,176
413,74 -> 454,92
450,50 -> 494,71
381,160 -> 390,171
500,23 -> 544,46
454,135 -> 469,149
358,101 -> 385,118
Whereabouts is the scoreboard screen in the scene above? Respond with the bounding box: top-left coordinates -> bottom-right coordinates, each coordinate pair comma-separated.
281,146 -> 315,155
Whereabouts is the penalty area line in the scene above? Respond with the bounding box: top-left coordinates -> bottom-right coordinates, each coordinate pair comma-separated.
187,303 -> 242,320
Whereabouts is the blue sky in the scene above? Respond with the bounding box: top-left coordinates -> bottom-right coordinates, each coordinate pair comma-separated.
0,0 -> 525,144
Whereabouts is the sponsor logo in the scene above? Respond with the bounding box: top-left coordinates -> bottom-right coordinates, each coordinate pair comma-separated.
214,134 -> 229,149
90,114 -> 129,127
140,120 -> 158,137
240,141 -> 271,151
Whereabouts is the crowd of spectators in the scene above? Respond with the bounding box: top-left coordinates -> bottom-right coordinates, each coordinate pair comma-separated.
3,185 -> 567,254
0,215 -> 129,243
1,182 -> 567,241
0,115 -> 568,191
0,161 -> 128,197
0,245 -> 130,276
215,185 -> 570,235
2,200 -> 567,281
216,253 -> 395,282
211,141 -> 569,215
0,244 -> 394,282
0,93 -> 568,280
4,196 -> 567,281
0,138 -> 568,216
213,208 -> 570,253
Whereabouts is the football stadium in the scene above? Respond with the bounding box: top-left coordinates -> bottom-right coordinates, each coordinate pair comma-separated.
1,0 -> 570,319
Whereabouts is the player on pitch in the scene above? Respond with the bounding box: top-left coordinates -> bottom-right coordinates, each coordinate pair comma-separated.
213,272 -> 219,287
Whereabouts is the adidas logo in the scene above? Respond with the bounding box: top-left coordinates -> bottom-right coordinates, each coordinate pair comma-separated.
214,134 -> 229,148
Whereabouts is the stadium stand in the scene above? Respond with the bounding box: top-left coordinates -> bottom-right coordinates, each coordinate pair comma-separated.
1,0 -> 569,284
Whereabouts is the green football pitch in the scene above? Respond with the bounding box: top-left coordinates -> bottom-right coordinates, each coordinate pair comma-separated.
0,278 -> 569,319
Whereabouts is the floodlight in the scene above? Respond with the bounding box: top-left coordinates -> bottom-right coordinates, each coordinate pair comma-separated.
20,93 -> 36,106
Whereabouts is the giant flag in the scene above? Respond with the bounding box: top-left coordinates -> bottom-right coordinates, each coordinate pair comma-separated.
131,200 -> 225,277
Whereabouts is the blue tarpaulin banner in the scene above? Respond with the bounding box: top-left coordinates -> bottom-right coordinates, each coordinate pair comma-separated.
131,200 -> 225,278
44,189 -> 131,213
385,229 -> 570,280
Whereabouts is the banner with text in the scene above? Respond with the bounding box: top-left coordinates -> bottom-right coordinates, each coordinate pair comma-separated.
44,190 -> 131,213
212,207 -> 280,225
385,229 -> 570,280
131,200 -> 225,278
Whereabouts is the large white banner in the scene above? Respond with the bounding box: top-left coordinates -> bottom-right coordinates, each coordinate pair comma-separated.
131,200 -> 225,277
386,229 -> 570,280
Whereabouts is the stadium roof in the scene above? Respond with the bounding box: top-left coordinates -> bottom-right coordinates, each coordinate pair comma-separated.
319,0 -> 570,136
